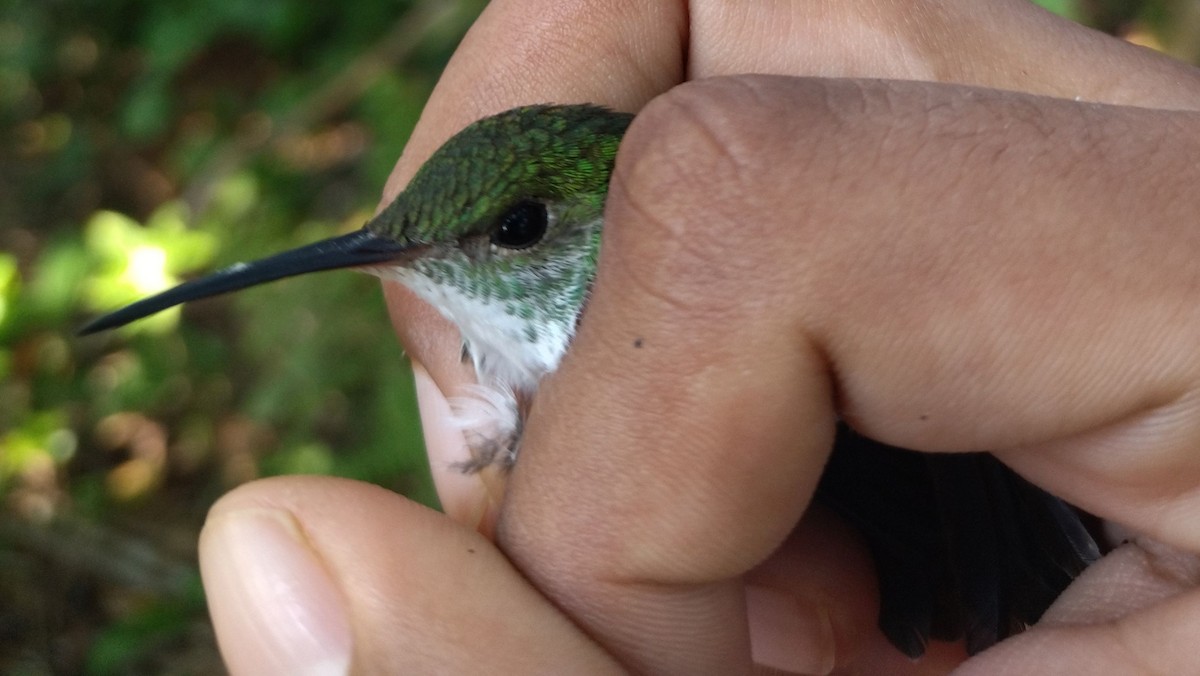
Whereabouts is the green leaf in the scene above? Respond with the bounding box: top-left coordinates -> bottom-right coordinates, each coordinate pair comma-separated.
1031,0 -> 1081,20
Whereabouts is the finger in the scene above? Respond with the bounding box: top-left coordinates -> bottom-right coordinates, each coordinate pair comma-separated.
1042,536 -> 1200,626
688,0 -> 1200,108
410,363 -> 496,531
953,539 -> 1200,675
378,0 -> 687,517
498,76 -> 1200,671
199,476 -> 621,675
746,506 -> 968,674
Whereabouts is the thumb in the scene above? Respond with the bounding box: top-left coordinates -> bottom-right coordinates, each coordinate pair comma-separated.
199,476 -> 618,675
199,482 -> 353,675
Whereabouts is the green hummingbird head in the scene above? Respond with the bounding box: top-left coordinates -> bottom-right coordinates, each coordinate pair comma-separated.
81,104 -> 633,390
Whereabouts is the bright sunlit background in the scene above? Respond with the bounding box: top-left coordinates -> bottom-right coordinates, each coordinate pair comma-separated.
0,1 -> 1197,673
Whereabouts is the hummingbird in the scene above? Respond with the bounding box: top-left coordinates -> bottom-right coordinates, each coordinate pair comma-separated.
82,104 -> 1098,657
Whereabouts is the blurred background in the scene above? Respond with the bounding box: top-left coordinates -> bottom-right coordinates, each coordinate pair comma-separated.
0,1 -> 1198,674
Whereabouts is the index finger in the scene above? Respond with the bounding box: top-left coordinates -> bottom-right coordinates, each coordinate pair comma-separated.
497,75 -> 1200,672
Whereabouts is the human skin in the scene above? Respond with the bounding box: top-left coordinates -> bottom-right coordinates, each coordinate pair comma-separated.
199,1 -> 1200,674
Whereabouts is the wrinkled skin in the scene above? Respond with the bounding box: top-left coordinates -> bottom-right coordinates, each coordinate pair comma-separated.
199,1 -> 1200,674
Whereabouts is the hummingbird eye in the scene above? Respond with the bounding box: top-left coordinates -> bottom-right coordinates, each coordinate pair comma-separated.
491,200 -> 548,250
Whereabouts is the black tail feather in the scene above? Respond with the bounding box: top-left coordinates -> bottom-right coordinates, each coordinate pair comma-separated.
816,425 -> 1099,658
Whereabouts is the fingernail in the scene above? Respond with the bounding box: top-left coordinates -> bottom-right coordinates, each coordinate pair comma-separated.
746,585 -> 836,675
200,508 -> 352,676
412,364 -> 491,528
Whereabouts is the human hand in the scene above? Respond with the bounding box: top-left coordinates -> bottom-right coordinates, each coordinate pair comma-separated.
199,2 -> 1200,674
390,0 -> 1200,529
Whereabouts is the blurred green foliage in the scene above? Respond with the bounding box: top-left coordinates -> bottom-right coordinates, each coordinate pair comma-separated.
1,0 -> 483,672
0,0 -> 1197,673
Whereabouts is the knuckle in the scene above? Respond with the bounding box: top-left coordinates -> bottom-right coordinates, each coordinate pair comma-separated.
603,77 -> 868,316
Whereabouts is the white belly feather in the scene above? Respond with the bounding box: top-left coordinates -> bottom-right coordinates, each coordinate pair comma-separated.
377,265 -> 575,468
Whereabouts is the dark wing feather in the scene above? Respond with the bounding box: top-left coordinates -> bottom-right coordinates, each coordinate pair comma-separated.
815,424 -> 1099,657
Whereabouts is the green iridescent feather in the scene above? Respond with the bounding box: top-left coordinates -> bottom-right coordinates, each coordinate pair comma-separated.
371,105 -> 632,245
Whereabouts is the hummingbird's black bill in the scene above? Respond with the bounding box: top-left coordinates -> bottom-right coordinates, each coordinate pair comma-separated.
79,228 -> 409,335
